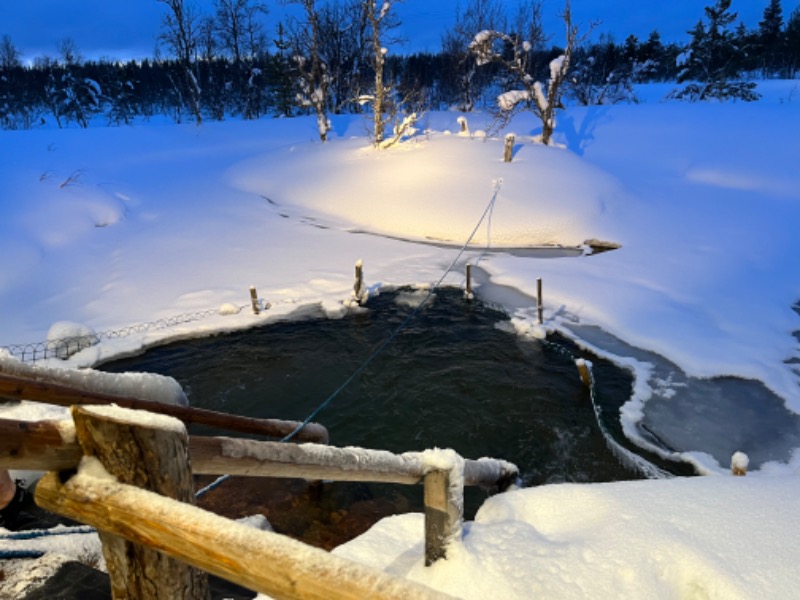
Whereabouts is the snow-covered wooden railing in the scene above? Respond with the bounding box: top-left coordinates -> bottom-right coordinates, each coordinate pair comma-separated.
30,405 -> 458,600
0,417 -> 519,489
2,408 -> 519,590
0,365 -> 329,443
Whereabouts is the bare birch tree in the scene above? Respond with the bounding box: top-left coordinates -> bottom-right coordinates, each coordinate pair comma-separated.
360,0 -> 418,148
158,0 -> 204,124
286,0 -> 332,141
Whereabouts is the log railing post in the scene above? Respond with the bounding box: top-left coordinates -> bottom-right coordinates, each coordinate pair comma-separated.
70,405 -> 211,600
423,466 -> 463,566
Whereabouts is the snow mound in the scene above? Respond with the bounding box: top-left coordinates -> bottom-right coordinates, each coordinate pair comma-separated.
334,476 -> 800,599
46,321 -> 98,359
228,135 -> 626,249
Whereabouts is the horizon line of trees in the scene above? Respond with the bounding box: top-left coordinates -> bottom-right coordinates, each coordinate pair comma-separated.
1,0 -> 799,134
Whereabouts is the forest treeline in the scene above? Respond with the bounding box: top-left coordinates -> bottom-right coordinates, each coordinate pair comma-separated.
0,0 -> 798,132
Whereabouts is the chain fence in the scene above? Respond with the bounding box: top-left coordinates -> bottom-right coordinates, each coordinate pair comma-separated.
1,307 -> 247,364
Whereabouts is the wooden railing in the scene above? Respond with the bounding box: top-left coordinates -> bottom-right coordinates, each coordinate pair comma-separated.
0,373 -> 519,599
0,371 -> 329,443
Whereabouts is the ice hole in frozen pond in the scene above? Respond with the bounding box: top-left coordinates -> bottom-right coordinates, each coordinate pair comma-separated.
100,287 -> 687,517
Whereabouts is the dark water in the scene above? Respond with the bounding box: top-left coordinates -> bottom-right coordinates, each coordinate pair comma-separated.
101,288 -> 679,515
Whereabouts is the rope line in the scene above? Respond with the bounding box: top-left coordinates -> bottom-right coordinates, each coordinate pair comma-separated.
195,474 -> 231,498
0,525 -> 96,540
279,179 -> 504,444
0,549 -> 46,559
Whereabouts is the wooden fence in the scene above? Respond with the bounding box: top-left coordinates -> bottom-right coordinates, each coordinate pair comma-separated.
0,374 -> 519,599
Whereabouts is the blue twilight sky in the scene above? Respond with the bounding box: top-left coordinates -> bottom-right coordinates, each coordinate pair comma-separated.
0,0 -> 772,62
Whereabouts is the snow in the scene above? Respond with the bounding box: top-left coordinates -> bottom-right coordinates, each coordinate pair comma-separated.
76,404 -> 187,435
1,81 -> 800,596
0,354 -> 189,407
496,90 -> 530,112
334,476 -> 800,599
45,321 -> 97,359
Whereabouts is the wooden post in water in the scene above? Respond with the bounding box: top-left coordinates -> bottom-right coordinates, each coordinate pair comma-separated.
537,277 -> 543,324
465,263 -> 472,302
70,405 -> 211,600
504,134 -> 515,163
576,359 -> 592,388
424,469 -> 461,566
250,285 -> 260,315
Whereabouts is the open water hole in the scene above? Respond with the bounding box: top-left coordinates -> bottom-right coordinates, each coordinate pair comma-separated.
101,287 -> 685,518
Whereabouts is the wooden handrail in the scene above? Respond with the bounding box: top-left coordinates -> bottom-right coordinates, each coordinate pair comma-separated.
0,417 -> 519,491
34,419 -> 455,600
0,373 -> 329,443
36,473 -> 454,599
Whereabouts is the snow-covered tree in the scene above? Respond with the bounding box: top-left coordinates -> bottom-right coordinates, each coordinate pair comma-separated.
214,0 -> 267,63
360,0 -> 419,148
568,54 -> 638,106
45,71 -> 103,128
107,78 -> 138,125
788,7 -> 800,77
286,0 -> 332,142
757,0 -> 785,77
362,0 -> 396,145
470,0 -> 579,145
441,0 -> 506,112
41,39 -> 104,128
158,0 -> 204,124
0,35 -> 21,70
270,22 -> 296,117
316,0 -> 366,114
673,0 -> 759,102
0,35 -> 30,130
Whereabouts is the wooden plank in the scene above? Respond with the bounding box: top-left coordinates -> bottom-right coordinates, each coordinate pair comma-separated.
0,372 -> 329,443
34,471 -> 455,600
72,405 -> 210,599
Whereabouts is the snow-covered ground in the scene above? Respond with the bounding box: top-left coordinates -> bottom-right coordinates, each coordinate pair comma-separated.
2,81 -> 800,597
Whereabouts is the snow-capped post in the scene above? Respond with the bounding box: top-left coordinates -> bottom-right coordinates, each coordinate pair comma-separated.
537,277 -> 544,324
465,263 -> 473,302
422,449 -> 464,566
731,451 -> 749,476
457,115 -> 468,134
63,405 -> 210,599
504,133 -> 515,162
575,358 -> 592,388
353,259 -> 367,305
250,285 -> 260,315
